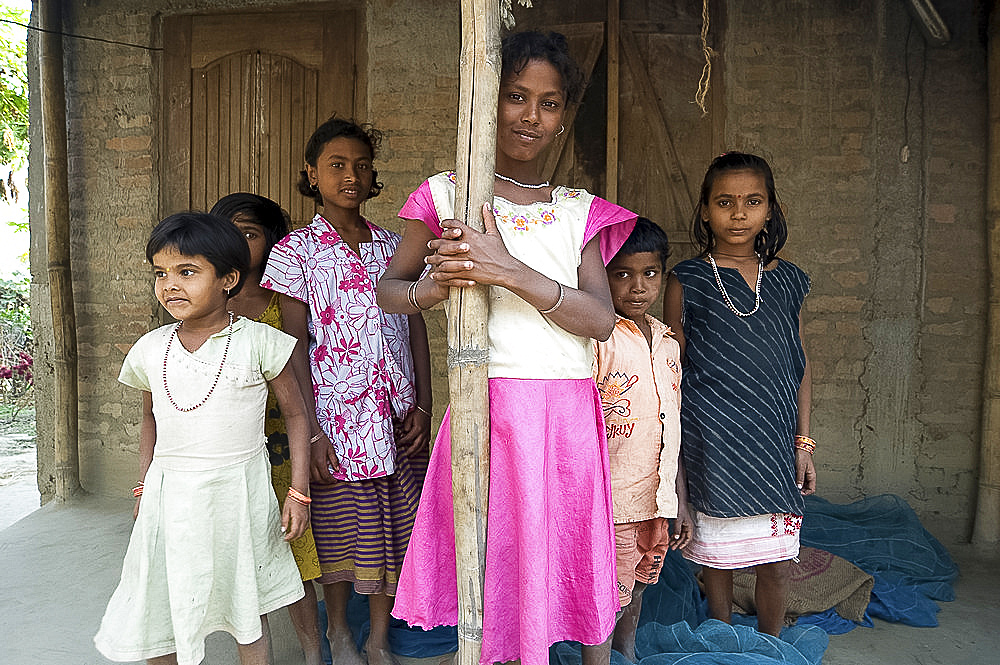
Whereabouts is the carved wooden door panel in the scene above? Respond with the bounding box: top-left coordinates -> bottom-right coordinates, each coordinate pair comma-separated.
162,10 -> 360,228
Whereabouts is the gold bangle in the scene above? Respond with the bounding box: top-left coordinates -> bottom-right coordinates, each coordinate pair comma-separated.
415,404 -> 432,417
309,432 -> 324,444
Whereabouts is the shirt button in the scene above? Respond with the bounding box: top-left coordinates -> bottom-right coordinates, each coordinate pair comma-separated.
660,413 -> 666,420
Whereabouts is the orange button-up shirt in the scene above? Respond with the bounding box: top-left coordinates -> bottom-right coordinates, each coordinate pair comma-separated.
593,315 -> 682,523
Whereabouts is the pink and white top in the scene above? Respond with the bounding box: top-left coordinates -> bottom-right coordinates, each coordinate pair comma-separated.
401,171 -> 636,380
262,214 -> 415,481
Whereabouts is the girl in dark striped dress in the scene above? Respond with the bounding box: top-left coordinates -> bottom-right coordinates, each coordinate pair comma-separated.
663,152 -> 817,637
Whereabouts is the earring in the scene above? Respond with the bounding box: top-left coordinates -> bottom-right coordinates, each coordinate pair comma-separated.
556,125 -> 565,137
309,183 -> 318,193
225,288 -> 230,296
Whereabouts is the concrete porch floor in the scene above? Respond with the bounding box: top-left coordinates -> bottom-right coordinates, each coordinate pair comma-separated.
0,491 -> 996,665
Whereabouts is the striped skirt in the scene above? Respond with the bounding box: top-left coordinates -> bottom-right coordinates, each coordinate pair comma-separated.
310,450 -> 426,595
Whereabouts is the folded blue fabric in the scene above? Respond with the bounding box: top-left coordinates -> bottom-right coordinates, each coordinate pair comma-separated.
799,494 -> 957,629
550,620 -> 828,665
795,607 -> 872,634
800,494 -> 957,594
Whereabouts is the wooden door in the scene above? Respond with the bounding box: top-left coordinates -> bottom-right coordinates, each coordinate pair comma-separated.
515,1 -> 724,262
161,10 -> 361,228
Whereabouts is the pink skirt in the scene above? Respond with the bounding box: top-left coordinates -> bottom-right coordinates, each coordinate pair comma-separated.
392,378 -> 618,665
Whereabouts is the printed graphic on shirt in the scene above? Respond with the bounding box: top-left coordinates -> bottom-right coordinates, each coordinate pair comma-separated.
597,370 -> 639,439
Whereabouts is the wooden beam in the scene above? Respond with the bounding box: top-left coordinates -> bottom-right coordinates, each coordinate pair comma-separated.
541,23 -> 604,183
39,0 -> 81,500
605,0 -> 620,203
450,0 -> 498,660
973,0 -> 1000,546
620,25 -> 695,213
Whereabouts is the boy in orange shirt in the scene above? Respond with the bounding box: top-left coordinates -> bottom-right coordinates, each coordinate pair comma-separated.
591,217 -> 692,662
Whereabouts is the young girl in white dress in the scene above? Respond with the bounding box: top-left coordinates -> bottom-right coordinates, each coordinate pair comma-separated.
95,212 -> 312,665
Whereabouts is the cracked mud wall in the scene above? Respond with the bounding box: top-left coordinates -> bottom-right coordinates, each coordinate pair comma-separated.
726,0 -> 987,543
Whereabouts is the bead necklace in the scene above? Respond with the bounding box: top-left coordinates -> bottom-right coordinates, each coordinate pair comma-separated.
163,311 -> 234,412
494,172 -> 550,189
707,253 -> 763,317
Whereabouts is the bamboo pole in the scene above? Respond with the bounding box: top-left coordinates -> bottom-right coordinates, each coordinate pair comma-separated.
973,0 -> 1000,545
605,0 -> 620,203
38,0 -> 81,500
450,0 -> 499,660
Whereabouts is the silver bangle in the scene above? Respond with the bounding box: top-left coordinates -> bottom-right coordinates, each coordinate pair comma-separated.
406,280 -> 426,311
538,281 -> 565,315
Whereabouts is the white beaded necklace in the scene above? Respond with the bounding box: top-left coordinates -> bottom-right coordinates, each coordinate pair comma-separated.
707,253 -> 763,317
163,311 -> 234,412
494,172 -> 550,189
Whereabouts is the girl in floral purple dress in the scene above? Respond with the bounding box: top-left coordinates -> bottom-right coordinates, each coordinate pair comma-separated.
262,117 -> 432,665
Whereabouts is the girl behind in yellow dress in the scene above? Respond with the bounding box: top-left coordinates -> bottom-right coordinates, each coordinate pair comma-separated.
212,193 -> 324,665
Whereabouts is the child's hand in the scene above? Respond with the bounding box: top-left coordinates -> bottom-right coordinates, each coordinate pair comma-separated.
310,433 -> 340,484
796,449 -> 817,495
281,496 -> 310,542
669,504 -> 693,550
426,205 -> 513,289
395,407 -> 431,457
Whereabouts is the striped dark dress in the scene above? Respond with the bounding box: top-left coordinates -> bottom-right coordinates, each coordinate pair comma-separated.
673,257 -> 809,518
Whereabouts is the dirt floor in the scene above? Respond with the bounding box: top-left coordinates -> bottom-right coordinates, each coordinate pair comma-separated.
0,491 -> 997,665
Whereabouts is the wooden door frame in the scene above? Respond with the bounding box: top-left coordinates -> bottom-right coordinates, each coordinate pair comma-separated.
159,7 -> 365,218
531,0 -> 726,205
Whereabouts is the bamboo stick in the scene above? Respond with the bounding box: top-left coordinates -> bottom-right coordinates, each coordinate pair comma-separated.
973,0 -> 1000,545
39,0 -> 81,500
605,0 -> 620,203
450,0 -> 499,660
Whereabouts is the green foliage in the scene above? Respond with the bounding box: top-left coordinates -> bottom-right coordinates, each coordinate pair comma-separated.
0,6 -> 26,203
0,272 -> 31,422
0,272 -> 28,331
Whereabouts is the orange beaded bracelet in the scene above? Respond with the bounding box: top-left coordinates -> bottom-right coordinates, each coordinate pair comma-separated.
794,435 -> 816,454
286,487 -> 312,506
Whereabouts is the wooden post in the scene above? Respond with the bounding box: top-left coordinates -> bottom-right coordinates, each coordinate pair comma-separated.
605,0 -> 620,203
450,0 -> 499,661
39,0 -> 81,501
974,0 -> 1000,546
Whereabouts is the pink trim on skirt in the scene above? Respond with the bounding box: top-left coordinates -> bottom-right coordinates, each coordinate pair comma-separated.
682,511 -> 802,569
392,378 -> 618,665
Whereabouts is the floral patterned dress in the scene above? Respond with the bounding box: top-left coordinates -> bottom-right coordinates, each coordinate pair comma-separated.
262,215 -> 423,594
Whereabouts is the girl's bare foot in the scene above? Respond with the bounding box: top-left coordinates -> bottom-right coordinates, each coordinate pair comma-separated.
327,626 -> 366,665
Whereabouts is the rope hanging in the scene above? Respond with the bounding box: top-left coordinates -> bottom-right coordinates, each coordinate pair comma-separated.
694,0 -> 715,116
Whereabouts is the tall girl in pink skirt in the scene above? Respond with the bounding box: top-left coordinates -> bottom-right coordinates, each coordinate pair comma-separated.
378,30 -> 636,665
